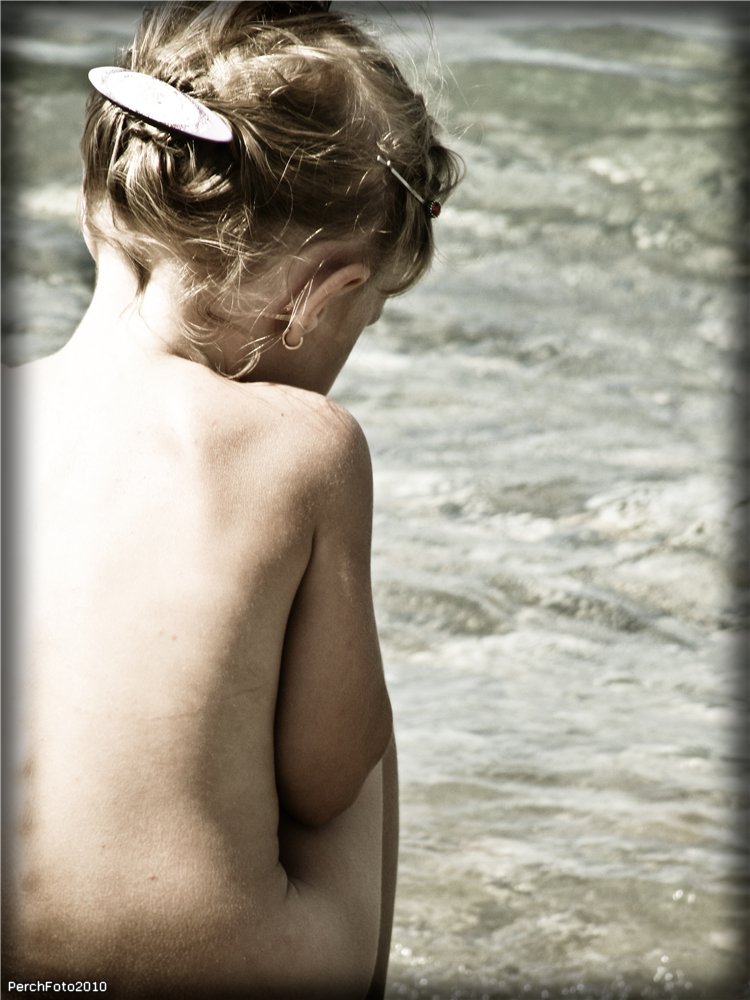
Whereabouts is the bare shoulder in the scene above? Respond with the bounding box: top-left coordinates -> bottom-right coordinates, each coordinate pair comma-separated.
233,380 -> 372,501
179,373 -> 373,553
254,382 -> 368,457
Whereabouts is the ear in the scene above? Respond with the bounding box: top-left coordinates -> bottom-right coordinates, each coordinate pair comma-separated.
286,262 -> 370,340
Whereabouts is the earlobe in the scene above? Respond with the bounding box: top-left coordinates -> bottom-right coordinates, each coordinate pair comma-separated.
281,312 -> 318,351
281,327 -> 304,351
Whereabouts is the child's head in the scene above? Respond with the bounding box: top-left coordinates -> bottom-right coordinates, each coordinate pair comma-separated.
81,1 -> 462,374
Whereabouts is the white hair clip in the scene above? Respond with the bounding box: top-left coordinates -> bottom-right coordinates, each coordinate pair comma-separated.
376,154 -> 441,218
88,66 -> 233,144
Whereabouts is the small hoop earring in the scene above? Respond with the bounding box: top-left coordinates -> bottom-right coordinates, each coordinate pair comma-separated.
282,328 -> 304,351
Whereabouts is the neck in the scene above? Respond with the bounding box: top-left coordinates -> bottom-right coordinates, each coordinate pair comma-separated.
69,244 -> 280,375
77,246 -> 201,362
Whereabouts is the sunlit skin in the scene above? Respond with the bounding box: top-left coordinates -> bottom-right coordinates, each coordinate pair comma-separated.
4,235 -> 398,999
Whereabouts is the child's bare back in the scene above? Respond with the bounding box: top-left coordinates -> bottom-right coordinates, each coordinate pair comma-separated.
3,3 -> 461,996
8,332 -> 390,996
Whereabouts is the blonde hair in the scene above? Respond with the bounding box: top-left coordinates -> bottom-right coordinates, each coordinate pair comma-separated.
81,1 -> 463,373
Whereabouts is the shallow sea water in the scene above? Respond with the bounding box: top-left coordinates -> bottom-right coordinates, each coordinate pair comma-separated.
2,3 -> 748,998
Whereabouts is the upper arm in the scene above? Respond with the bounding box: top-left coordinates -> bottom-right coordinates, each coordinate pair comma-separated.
274,404 -> 392,827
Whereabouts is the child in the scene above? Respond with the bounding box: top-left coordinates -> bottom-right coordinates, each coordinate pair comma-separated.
2,2 -> 461,997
